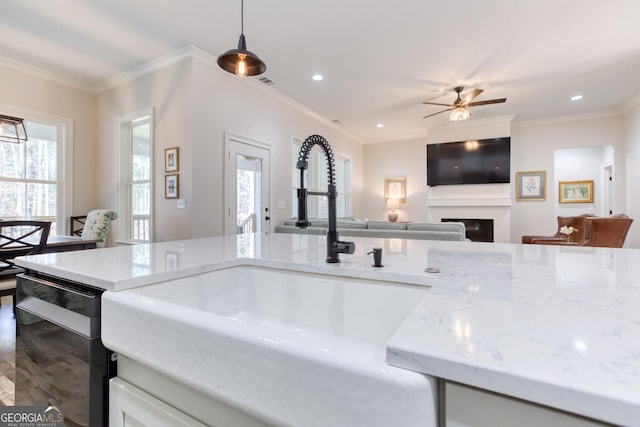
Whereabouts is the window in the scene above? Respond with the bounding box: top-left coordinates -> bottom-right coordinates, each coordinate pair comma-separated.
0,116 -> 69,235
119,109 -> 153,242
291,138 -> 351,218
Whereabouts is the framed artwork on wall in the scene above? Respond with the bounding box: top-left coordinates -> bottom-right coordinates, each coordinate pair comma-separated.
384,177 -> 406,203
559,180 -> 593,203
165,174 -> 179,199
515,171 -> 546,201
164,147 -> 179,173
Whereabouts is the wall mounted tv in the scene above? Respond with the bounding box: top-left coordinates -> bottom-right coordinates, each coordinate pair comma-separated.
426,137 -> 510,186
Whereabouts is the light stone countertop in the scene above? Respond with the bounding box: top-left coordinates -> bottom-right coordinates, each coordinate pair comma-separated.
16,233 -> 640,426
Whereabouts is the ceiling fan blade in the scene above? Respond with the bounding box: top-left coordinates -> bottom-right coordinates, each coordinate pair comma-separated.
467,98 -> 507,107
463,88 -> 483,104
423,108 -> 453,119
422,101 -> 455,107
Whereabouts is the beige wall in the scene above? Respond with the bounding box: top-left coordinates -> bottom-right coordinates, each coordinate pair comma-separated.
0,65 -> 97,225
97,60 -> 193,242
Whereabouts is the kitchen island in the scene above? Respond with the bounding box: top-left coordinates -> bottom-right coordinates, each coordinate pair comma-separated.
16,233 -> 640,426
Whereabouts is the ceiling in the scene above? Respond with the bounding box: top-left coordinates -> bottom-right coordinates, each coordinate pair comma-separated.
2,0 -> 640,143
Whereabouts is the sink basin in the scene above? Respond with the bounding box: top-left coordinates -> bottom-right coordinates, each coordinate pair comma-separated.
102,265 -> 437,427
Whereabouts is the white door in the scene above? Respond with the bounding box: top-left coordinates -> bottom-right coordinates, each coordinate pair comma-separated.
224,134 -> 271,236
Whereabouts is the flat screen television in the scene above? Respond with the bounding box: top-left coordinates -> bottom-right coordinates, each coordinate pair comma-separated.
426,137 -> 510,186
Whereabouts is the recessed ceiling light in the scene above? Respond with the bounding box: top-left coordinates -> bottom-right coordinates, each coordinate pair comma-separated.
377,123 -> 384,128
312,74 -> 323,81
571,95 -> 583,101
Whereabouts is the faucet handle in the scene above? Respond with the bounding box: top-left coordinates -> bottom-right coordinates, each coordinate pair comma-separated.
295,219 -> 310,228
335,240 -> 355,254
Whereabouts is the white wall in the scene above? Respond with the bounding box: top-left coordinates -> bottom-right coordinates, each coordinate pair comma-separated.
623,102 -> 640,248
511,114 -> 625,244
554,146 -> 609,217
189,57 -> 363,238
362,137 -> 427,222
364,113 -> 634,245
364,116 -> 514,242
96,53 -> 364,241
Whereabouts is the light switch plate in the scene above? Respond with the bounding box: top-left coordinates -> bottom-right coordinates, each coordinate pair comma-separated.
177,199 -> 186,209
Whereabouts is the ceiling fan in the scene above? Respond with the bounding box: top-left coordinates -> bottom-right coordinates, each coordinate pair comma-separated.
422,86 -> 506,121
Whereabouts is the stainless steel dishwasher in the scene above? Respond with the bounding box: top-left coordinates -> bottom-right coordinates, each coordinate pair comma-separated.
15,272 -> 116,427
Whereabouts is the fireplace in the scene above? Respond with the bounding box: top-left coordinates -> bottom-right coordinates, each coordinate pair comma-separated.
442,218 -> 494,242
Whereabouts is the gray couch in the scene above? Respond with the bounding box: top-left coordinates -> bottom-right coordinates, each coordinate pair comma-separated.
275,218 -> 468,241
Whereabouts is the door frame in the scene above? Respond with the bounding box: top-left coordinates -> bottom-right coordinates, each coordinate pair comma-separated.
223,132 -> 272,236
601,162 -> 614,216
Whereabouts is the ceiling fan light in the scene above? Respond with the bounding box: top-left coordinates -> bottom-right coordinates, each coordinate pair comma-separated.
449,107 -> 471,121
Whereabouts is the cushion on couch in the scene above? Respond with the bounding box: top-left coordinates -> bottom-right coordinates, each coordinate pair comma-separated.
285,217 -> 364,228
366,221 -> 408,230
274,225 -> 326,235
408,222 -> 465,234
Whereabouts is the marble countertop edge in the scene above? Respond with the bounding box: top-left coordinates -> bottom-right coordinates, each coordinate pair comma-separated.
387,344 -> 640,427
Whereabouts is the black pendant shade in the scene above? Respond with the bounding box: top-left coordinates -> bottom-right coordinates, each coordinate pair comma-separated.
217,0 -> 266,77
217,33 -> 266,77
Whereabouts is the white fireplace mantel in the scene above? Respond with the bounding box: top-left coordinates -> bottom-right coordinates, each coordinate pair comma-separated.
425,197 -> 512,207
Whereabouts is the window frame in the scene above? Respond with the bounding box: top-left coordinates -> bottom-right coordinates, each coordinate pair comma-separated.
118,108 -> 154,243
0,103 -> 73,235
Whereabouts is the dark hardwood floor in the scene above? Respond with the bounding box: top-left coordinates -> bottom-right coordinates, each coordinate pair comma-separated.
0,295 -> 15,406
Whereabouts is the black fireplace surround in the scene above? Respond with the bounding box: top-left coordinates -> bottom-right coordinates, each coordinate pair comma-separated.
442,218 -> 494,242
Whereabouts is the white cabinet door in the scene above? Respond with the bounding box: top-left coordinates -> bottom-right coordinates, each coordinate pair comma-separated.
110,377 -> 207,427
445,382 -> 608,427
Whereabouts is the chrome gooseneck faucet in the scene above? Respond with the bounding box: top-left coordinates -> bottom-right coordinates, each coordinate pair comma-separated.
295,135 -> 355,263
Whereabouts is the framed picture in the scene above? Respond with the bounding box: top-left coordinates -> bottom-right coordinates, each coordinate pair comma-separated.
516,171 -> 546,201
384,177 -> 406,203
559,180 -> 594,203
164,147 -> 179,173
165,174 -> 179,199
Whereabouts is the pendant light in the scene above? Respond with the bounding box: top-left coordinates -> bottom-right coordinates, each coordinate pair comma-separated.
0,114 -> 28,143
217,0 -> 266,77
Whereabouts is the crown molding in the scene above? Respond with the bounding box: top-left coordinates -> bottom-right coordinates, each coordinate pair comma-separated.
95,45 -> 196,93
365,132 -> 428,144
513,110 -> 620,128
0,55 -> 95,93
189,46 -> 364,144
620,91 -> 640,114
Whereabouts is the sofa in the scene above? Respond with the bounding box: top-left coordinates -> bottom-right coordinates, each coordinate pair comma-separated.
275,218 -> 468,241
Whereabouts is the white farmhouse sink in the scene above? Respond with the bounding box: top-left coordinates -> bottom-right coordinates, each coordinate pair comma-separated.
102,265 -> 436,427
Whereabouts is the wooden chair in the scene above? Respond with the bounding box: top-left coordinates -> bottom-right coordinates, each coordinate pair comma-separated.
0,220 -> 51,313
70,215 -> 87,236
